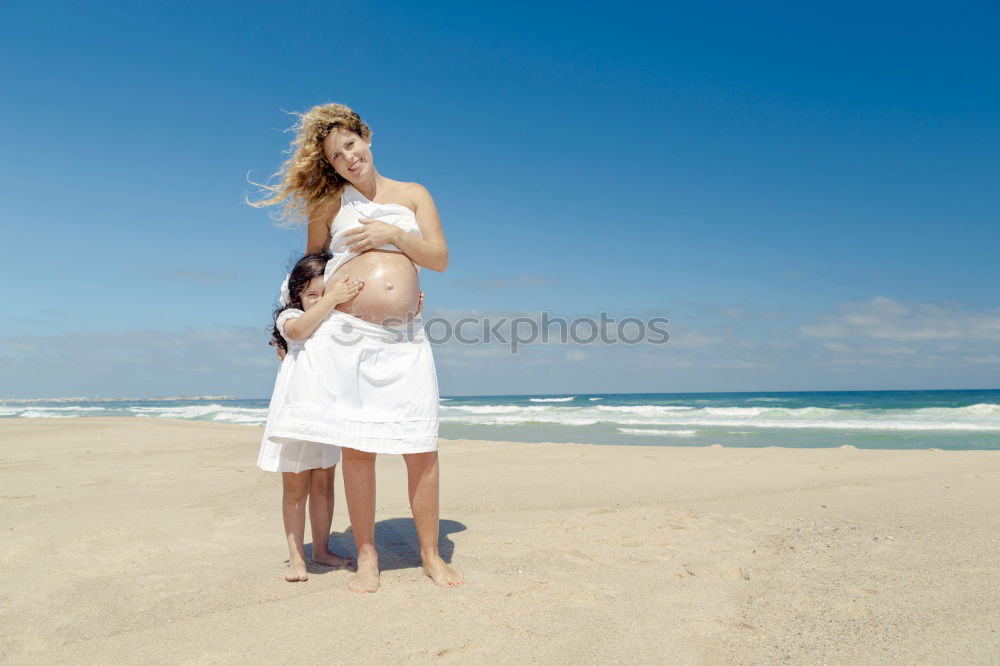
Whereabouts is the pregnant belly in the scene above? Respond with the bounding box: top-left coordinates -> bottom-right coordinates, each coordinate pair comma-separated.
331,249 -> 420,325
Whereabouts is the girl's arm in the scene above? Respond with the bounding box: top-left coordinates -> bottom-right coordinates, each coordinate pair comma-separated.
283,275 -> 362,341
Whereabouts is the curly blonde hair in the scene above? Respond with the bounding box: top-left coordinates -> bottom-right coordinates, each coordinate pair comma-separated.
247,102 -> 371,228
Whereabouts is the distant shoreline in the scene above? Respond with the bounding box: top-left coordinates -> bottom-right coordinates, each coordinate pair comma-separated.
0,395 -> 236,404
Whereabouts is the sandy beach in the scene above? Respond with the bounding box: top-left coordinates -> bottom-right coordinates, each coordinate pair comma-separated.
1,417 -> 997,664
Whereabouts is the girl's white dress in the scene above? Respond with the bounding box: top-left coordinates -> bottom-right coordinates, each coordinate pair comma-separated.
257,309 -> 342,473
259,183 -> 440,460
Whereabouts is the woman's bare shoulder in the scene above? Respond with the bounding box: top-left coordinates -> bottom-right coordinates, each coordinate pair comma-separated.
397,181 -> 433,204
377,179 -> 430,211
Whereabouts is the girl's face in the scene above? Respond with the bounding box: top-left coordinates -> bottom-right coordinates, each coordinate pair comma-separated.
323,128 -> 373,182
298,276 -> 325,311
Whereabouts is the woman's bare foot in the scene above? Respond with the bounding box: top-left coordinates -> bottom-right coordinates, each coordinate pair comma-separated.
285,558 -> 309,582
422,553 -> 463,588
348,555 -> 380,593
312,551 -> 351,569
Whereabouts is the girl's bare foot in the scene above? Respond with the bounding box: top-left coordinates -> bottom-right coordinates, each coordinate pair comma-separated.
422,553 -> 463,588
348,555 -> 380,593
285,558 -> 309,582
312,551 -> 351,569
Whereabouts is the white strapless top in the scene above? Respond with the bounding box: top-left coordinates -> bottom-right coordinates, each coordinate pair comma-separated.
323,184 -> 423,285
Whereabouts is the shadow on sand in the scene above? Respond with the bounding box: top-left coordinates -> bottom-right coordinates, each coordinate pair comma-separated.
301,517 -> 466,573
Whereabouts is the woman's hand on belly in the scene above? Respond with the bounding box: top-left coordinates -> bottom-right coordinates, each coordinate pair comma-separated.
331,250 -> 421,324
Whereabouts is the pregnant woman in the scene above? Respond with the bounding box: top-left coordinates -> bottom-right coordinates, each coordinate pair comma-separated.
251,103 -> 462,592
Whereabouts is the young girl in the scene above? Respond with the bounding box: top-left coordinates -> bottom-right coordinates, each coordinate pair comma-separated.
257,252 -> 364,582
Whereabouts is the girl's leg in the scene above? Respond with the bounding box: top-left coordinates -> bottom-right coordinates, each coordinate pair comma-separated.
402,451 -> 463,588
281,471 -> 311,582
341,447 -> 380,593
308,465 -> 350,568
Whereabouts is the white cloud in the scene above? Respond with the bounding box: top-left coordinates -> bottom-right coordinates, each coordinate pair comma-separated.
662,325 -> 724,349
801,296 -> 1000,341
960,355 -> 1000,365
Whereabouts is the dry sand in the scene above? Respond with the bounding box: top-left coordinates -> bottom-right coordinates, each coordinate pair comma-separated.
1,418 -> 998,664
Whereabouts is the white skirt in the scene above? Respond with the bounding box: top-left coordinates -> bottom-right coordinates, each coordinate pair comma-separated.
258,310 -> 439,467
257,437 -> 342,474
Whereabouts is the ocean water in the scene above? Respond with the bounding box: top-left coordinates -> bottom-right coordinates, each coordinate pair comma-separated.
3,390 -> 999,450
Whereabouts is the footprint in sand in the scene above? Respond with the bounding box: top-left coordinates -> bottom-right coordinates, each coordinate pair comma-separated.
678,562 -> 752,581
562,550 -> 596,565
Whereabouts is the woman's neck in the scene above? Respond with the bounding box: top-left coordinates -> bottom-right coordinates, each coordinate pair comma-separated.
351,170 -> 386,200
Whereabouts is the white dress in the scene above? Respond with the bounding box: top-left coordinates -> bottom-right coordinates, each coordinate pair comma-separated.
261,184 -> 440,457
257,309 -> 342,473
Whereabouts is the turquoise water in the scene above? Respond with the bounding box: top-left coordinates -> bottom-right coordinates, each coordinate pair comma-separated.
4,389 -> 999,450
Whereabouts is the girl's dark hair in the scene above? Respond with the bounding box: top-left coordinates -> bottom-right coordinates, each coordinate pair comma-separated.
270,252 -> 331,352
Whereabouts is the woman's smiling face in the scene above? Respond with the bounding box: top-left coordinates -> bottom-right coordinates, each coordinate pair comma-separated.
323,127 -> 373,181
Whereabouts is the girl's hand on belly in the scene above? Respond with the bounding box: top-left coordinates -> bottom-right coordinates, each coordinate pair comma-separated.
343,218 -> 399,253
332,251 -> 420,324
323,274 -> 365,305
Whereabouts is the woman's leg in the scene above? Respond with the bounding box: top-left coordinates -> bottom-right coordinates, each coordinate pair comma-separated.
341,447 -> 380,593
281,471 -> 311,582
402,451 -> 463,587
308,465 -> 350,568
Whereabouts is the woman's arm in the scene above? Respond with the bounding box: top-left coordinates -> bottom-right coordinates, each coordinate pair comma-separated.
388,183 -> 449,272
305,198 -> 337,254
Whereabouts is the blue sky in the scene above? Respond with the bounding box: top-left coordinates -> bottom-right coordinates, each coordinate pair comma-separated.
1,0 -> 998,398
